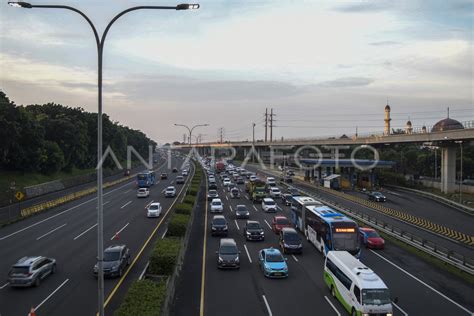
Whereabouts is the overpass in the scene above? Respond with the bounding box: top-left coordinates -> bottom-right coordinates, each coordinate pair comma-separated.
175,122 -> 474,194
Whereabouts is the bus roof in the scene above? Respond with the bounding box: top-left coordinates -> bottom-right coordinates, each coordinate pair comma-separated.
292,196 -> 323,206
308,205 -> 354,224
327,251 -> 388,289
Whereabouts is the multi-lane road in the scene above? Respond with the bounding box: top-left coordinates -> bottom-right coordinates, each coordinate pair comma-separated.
0,153 -> 189,316
173,161 -> 474,316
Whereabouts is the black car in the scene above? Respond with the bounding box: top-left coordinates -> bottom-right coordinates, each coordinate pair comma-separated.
279,227 -> 302,254
281,194 -> 293,206
236,177 -> 245,184
160,173 -> 168,180
216,238 -> 240,269
244,220 -> 264,241
209,180 -> 217,190
207,189 -> 219,201
235,205 -> 250,219
368,191 -> 386,202
94,245 -> 130,278
211,215 -> 228,236
230,188 -> 240,198
176,176 -> 185,184
172,168 -> 178,173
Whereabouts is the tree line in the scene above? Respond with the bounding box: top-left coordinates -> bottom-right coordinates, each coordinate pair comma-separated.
0,91 -> 157,174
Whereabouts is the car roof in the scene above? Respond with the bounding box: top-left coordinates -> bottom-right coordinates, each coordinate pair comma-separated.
211,198 -> 222,202
236,204 -> 247,208
247,220 -> 260,225
212,215 -> 225,220
150,202 -> 161,206
14,256 -> 43,266
360,227 -> 376,232
274,215 -> 288,220
263,248 -> 281,255
281,227 -> 298,234
271,187 -> 280,190
105,244 -> 126,252
263,198 -> 275,202
220,238 -> 236,246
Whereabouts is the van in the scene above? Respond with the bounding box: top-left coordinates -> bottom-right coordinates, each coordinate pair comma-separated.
216,238 -> 240,269
324,251 -> 393,316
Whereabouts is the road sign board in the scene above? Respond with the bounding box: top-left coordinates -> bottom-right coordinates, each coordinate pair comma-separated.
15,191 -> 24,201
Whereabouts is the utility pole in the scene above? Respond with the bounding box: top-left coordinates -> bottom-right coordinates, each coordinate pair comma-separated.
183,134 -> 187,144
264,108 -> 268,142
269,108 -> 275,142
218,127 -> 224,143
252,122 -> 256,144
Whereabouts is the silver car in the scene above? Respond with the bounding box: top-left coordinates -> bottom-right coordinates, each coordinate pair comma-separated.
8,256 -> 56,287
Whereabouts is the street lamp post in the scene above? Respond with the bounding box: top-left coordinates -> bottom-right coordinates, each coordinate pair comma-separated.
455,141 -> 463,203
8,2 -> 199,316
174,123 -> 209,145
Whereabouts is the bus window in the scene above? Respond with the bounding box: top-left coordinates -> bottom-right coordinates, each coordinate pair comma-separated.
354,285 -> 361,304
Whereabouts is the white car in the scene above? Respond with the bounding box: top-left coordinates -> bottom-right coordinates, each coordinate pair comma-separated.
269,187 -> 281,198
262,198 -> 277,212
147,202 -> 162,218
182,170 -> 189,176
223,179 -> 231,187
137,188 -> 150,198
249,175 -> 257,182
210,198 -> 224,213
266,177 -> 276,185
165,186 -> 176,198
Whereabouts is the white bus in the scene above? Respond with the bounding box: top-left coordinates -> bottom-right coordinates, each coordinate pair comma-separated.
324,251 -> 393,316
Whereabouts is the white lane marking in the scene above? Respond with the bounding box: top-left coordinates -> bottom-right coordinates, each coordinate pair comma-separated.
229,206 -> 233,213
34,279 -> 69,311
276,205 -> 282,211
245,195 -> 249,200
139,261 -> 150,280
161,228 -> 168,239
0,282 -> 9,289
393,302 -> 409,316
73,223 -> 97,240
262,295 -> 273,316
226,195 -> 229,201
170,180 -> 174,184
111,222 -> 129,240
144,200 -> 154,209
291,254 -> 299,262
370,250 -> 473,315
234,220 -> 240,230
264,219 -> 272,229
120,201 -> 132,209
324,296 -> 341,316
36,223 -> 67,241
0,181 -> 134,241
222,188 -> 226,194
124,189 -> 132,194
161,188 -> 166,193
253,205 -> 258,212
243,244 -> 252,263
103,201 -> 110,206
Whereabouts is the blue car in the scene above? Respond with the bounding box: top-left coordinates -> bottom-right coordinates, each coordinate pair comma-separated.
258,248 -> 288,278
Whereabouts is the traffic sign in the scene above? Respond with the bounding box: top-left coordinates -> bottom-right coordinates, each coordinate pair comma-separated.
15,191 -> 24,201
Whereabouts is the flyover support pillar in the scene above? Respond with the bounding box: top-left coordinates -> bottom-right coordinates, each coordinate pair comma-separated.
441,146 -> 456,193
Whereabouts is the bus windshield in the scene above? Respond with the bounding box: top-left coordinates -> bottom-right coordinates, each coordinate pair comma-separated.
137,174 -> 147,180
362,289 -> 391,306
332,224 -> 358,251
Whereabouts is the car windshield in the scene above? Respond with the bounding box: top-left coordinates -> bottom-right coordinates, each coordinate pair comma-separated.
362,289 -> 391,306
236,206 -> 247,212
104,251 -> 120,262
265,201 -> 276,206
167,188 -> 174,192
276,218 -> 289,225
138,189 -> 146,192
209,190 -> 217,195
373,192 -> 383,196
266,253 -> 284,262
247,223 -> 261,229
213,218 -> 226,225
366,231 -> 380,238
220,245 -> 237,255
149,205 -> 159,210
11,266 -> 29,274
212,201 -> 221,206
272,188 -> 279,192
284,232 -> 301,242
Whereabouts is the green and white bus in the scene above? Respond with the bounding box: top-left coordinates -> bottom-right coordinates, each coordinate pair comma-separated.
324,251 -> 393,316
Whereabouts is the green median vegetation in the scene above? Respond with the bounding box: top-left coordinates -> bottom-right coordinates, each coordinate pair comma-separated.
174,203 -> 192,215
182,195 -> 196,205
148,237 -> 181,275
167,213 -> 191,237
114,279 -> 166,316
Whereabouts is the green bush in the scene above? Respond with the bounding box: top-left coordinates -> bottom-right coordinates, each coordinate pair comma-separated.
183,195 -> 196,205
148,238 -> 181,275
175,203 -> 192,215
167,214 -> 190,237
114,279 -> 166,316
188,188 -> 198,196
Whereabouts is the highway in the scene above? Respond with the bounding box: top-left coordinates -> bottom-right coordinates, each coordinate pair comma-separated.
0,153 -> 189,316
244,164 -> 474,259
172,163 -> 474,316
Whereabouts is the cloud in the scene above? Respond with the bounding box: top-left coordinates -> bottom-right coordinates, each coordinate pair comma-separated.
334,1 -> 394,13
318,77 -> 374,88
370,41 -> 401,46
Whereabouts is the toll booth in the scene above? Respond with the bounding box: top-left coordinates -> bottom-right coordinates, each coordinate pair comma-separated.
323,174 -> 341,190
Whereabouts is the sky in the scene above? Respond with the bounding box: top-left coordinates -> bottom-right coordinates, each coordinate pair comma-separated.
1,0 -> 473,143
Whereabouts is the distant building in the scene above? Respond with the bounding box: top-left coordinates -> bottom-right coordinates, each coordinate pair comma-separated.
405,119 -> 413,134
384,104 -> 391,136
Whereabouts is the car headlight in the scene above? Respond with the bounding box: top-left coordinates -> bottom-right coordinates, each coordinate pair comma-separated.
212,227 -> 216,230
223,225 -> 228,230
111,265 -> 119,271
386,314 -> 393,316
260,231 -> 264,235
218,257 -> 223,263
235,257 -> 239,263
93,266 -> 98,272
284,243 -> 289,247
246,231 -> 251,235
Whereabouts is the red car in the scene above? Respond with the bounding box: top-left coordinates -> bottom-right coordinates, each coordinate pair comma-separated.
359,227 -> 385,249
271,216 -> 292,234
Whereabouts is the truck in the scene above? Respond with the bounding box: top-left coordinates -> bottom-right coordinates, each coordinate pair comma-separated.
248,179 -> 266,203
215,161 -> 225,173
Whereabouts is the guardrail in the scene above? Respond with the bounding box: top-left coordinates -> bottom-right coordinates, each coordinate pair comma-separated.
249,164 -> 474,275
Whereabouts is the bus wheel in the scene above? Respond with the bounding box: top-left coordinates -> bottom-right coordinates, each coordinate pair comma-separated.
330,285 -> 335,298
321,247 -> 325,257
351,308 -> 356,316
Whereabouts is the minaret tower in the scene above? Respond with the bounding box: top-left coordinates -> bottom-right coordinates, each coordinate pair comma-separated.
384,103 -> 391,135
